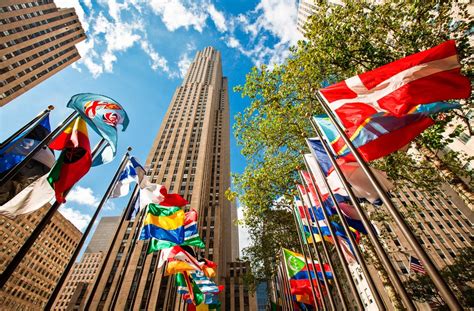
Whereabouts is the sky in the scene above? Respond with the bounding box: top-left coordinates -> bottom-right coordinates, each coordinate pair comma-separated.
0,0 -> 303,255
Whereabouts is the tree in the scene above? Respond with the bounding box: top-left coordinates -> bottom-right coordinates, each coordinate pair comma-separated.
230,0 -> 472,290
405,247 -> 474,309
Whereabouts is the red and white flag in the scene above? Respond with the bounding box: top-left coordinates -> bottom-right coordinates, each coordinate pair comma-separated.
320,40 -> 471,128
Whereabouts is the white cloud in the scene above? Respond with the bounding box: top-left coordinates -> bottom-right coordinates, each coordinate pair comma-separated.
225,36 -> 241,49
208,4 -> 227,32
140,40 -> 170,72
254,0 -> 302,45
67,186 -> 100,207
59,206 -> 92,231
176,43 -> 196,78
148,0 -> 208,32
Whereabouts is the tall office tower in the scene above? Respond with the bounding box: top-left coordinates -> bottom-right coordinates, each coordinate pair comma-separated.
86,47 -> 243,310
372,185 -> 473,310
53,216 -> 120,310
0,0 -> 86,106
0,205 -> 82,310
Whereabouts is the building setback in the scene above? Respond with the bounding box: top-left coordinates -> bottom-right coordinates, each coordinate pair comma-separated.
52,216 -> 120,310
0,0 -> 86,106
0,205 -> 82,310
85,47 -> 256,310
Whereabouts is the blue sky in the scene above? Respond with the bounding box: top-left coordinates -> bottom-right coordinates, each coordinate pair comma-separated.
1,0 -> 302,253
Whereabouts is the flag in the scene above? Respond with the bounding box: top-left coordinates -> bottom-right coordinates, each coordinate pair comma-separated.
0,115 -> 54,173
0,175 -> 54,218
165,246 -> 202,275
314,102 -> 460,162
110,157 -> 141,198
48,118 -> 91,203
146,207 -> 203,253
140,204 -> 185,247
0,115 -> 55,205
319,40 -> 471,128
183,209 -> 205,248
66,93 -> 129,166
409,256 -> 426,274
305,147 -> 394,203
191,271 -> 220,294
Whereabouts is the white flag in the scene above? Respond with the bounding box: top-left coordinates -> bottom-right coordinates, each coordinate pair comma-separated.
0,174 -> 54,218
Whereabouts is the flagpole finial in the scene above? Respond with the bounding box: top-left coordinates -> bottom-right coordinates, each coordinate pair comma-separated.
48,105 -> 55,110
127,146 -> 132,152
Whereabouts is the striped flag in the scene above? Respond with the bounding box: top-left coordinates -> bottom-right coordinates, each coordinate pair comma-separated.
409,256 -> 426,274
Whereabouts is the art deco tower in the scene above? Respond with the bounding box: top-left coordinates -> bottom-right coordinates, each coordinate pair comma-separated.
86,47 -> 244,310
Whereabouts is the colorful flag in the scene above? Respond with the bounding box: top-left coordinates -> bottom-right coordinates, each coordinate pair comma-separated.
409,255 -> 426,274
319,40 -> 471,128
66,93 -> 129,166
48,118 -> 91,203
0,115 -> 54,173
146,207 -> 203,253
314,102 -> 460,162
0,115 -> 55,206
305,147 -> 394,203
140,204 -> 185,247
191,271 -> 220,294
183,209 -> 205,248
165,246 -> 202,275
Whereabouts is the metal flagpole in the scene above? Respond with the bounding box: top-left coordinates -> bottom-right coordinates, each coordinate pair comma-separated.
288,205 -> 323,310
83,183 -> 140,310
298,181 -> 349,311
297,165 -> 364,310
292,198 -> 329,310
109,187 -> 144,310
276,267 -> 288,311
276,264 -> 288,310
279,253 -> 295,311
45,147 -> 132,309
0,138 -> 106,289
0,111 -> 79,187
315,90 -> 461,308
0,105 -> 54,150
296,177 -> 345,310
301,155 -> 387,310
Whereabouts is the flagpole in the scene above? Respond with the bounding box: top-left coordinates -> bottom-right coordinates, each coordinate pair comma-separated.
0,138 -> 106,289
83,182 -> 139,310
296,177 -> 346,310
277,264 -> 292,311
274,267 -> 286,310
314,91 -> 463,309
45,147 -> 132,309
305,129 -> 414,311
287,206 -> 323,310
0,105 -> 54,150
301,157 -> 387,311
296,168 -> 364,311
0,111 -> 79,187
108,187 -> 144,310
291,201 -> 328,310
278,255 -> 295,311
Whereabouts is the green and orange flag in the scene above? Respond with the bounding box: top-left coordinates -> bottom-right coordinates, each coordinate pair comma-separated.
48,117 -> 91,203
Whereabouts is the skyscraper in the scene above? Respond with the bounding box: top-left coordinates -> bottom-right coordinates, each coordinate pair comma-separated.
0,0 -> 86,106
53,216 -> 120,310
0,205 -> 82,310
85,47 -> 254,310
